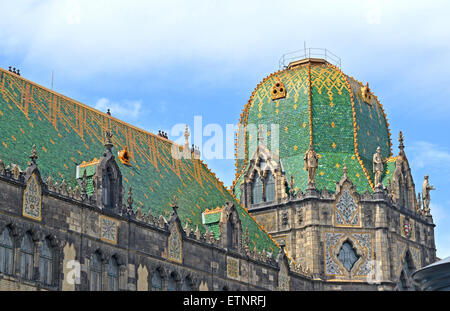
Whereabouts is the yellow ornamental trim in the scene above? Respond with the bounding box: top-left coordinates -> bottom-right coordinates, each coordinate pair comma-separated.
328,62 -> 375,191
79,158 -> 100,168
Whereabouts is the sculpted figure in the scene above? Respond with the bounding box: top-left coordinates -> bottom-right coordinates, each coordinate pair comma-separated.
372,146 -> 385,189
422,175 -> 435,215
304,143 -> 318,188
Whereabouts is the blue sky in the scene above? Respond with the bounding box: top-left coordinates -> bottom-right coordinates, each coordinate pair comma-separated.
0,0 -> 449,258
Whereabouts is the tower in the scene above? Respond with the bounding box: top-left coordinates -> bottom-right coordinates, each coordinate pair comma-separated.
233,52 -> 436,289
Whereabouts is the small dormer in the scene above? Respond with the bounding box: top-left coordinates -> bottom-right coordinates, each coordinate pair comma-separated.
77,131 -> 123,212
202,202 -> 242,251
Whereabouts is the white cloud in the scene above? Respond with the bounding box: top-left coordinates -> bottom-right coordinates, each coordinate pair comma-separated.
1,0 -> 450,77
408,141 -> 450,171
94,97 -> 142,119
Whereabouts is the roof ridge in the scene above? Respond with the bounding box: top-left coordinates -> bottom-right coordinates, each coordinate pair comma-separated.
0,67 -> 181,148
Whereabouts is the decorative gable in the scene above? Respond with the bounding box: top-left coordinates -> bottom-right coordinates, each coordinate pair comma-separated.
23,173 -> 42,221
168,215 -> 183,264
334,187 -> 360,227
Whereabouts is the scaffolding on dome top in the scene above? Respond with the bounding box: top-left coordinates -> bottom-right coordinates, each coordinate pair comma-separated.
279,48 -> 342,70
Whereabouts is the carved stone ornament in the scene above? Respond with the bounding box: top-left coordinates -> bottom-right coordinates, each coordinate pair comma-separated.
100,215 -> 118,244
226,257 -> 239,280
168,225 -> 183,264
278,261 -> 290,291
23,173 -> 42,221
335,187 -> 360,227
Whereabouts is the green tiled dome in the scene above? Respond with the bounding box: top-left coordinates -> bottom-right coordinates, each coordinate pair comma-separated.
233,60 -> 392,197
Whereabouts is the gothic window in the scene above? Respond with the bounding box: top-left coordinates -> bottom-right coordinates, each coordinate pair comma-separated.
227,221 -> 234,249
151,270 -> 162,291
107,257 -> 119,291
167,273 -> 177,291
102,166 -> 114,208
39,239 -> 53,285
19,233 -> 34,280
403,183 -> 409,210
265,172 -> 276,202
181,276 -> 193,291
251,175 -> 263,204
259,159 -> 266,170
298,208 -> 303,225
0,228 -> 14,275
90,252 -> 103,291
398,271 -> 408,290
337,241 -> 359,271
397,251 -> 417,291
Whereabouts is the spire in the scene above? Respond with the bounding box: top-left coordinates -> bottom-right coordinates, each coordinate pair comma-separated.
398,131 -> 405,155
343,164 -> 348,179
81,170 -> 88,201
29,144 -> 38,165
127,186 -> 133,211
104,130 -> 114,152
171,195 -> 179,214
184,125 -> 190,148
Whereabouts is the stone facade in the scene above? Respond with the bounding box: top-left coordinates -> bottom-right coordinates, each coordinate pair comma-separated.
240,141 -> 436,290
0,148 -> 315,291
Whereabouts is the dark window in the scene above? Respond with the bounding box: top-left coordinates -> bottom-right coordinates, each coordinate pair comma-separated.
227,221 -> 234,249
167,274 -> 177,291
0,228 -> 14,275
39,239 -> 53,285
265,172 -> 275,202
251,175 -> 263,204
90,253 -> 102,291
337,241 -> 359,271
107,257 -> 119,291
20,233 -> 34,280
103,166 -> 114,208
181,277 -> 192,291
151,270 -> 162,291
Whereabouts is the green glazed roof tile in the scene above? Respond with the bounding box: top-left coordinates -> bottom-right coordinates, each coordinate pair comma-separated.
0,68 -> 279,256
234,62 -> 392,195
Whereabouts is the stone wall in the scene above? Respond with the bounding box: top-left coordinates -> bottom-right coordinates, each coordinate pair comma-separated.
0,172 -> 312,291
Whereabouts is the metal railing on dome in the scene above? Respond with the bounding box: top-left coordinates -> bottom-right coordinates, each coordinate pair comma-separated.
278,48 -> 342,69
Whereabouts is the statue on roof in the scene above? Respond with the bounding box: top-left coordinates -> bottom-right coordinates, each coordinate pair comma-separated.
372,146 -> 385,189
422,175 -> 435,215
304,143 -> 318,188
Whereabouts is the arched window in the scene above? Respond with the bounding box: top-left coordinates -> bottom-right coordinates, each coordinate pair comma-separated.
227,220 -> 234,249
102,166 -> 114,208
39,239 -> 53,285
337,241 -> 359,271
167,273 -> 177,291
265,172 -> 276,202
403,183 -> 409,210
90,252 -> 103,291
151,270 -> 162,291
251,175 -> 263,204
0,228 -> 14,275
397,251 -> 417,291
19,233 -> 34,280
107,257 -> 119,291
181,276 -> 193,291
